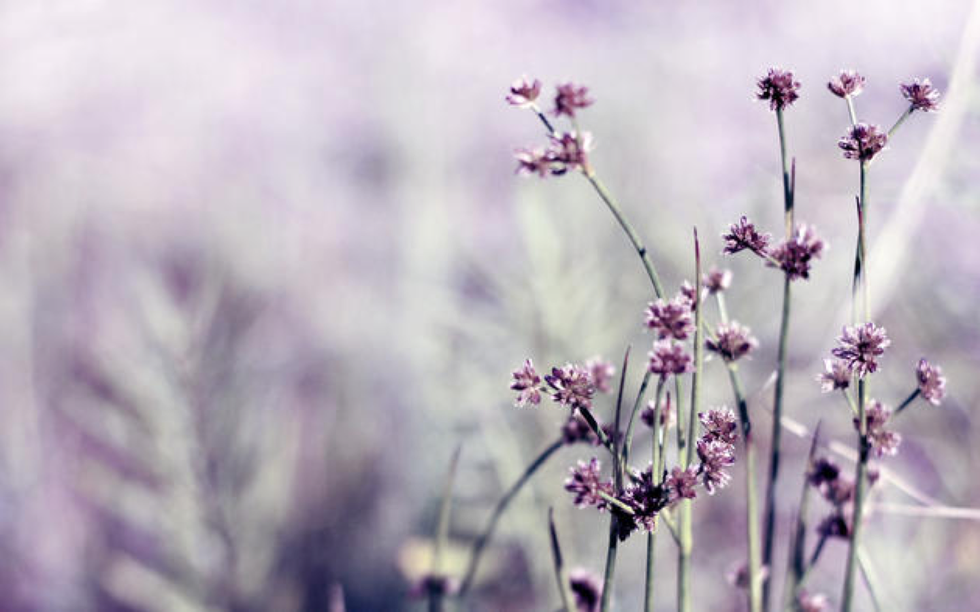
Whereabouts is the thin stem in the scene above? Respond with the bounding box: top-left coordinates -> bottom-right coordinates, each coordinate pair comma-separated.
598,491 -> 635,515
893,388 -> 921,416
623,372 -> 657,467
842,388 -> 860,417
460,439 -> 564,595
533,106 -> 556,135
612,347 -> 632,491
858,547 -> 885,612
430,445 -> 462,612
577,406 -> 615,455
776,109 -> 794,233
645,390 -> 663,612
842,378 -> 869,611
600,513 -> 620,612
548,508 -> 576,612
783,423 -> 822,610
727,365 -> 762,612
845,96 -> 859,126
887,106 -> 915,139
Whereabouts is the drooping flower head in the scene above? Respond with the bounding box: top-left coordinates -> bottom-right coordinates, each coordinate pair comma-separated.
696,438 -> 735,494
565,458 -> 613,510
831,322 -> 890,378
703,267 -> 732,294
664,466 -> 699,503
827,69 -> 865,98
648,340 -> 693,378
510,358 -> 542,407
706,321 -> 759,362
547,131 -> 593,175
553,82 -> 594,117
757,68 -> 801,111
699,408 -> 739,445
569,569 -> 603,612
546,363 -> 595,411
901,78 -> 941,112
768,223 -> 825,281
645,296 -> 695,340
514,148 -> 552,178
585,356 -> 616,393
859,399 -> 901,457
722,216 -> 771,255
916,358 -> 947,405
838,123 -> 888,162
506,76 -> 542,108
817,358 -> 851,393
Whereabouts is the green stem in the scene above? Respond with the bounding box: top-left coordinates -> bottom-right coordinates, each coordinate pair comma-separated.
548,508 -> 576,612
893,388 -> 921,416
783,424 -> 822,609
727,366 -> 762,612
887,106 -> 915,139
645,380 -> 665,612
842,378 -> 869,612
845,96 -> 859,127
430,446 -> 462,612
600,512 -> 620,612
459,439 -> 563,595
623,372 -> 657,467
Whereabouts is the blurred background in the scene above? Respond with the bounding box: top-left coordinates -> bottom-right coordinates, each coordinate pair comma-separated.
0,1 -> 979,610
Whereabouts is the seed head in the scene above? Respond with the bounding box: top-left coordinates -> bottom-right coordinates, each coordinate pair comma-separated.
514,147 -> 552,178
696,438 -> 735,494
699,408 -> 739,445
547,131 -> 593,174
664,466 -> 699,503
703,267 -> 732,294
569,569 -> 603,612
859,399 -> 901,457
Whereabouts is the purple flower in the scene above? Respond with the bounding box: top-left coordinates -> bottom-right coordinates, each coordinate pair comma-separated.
827,69 -> 865,98
569,569 -> 602,612
553,82 -> 594,118
832,322 -> 890,378
797,591 -> 830,612
859,399 -> 901,457
561,414 -> 597,445
817,358 -> 851,393
757,68 -> 801,111
807,456 -> 841,489
916,358 -> 947,405
816,511 -> 850,539
838,123 -> 888,162
767,223 -> 825,281
506,76 -> 542,108
664,466 -> 699,503
706,321 -> 758,362
565,458 -> 613,510
547,131 -> 593,174
648,340 -> 693,378
699,408 -> 739,445
510,358 -> 542,407
514,147 -> 552,178
722,216 -> 771,255
641,393 -> 675,430
644,296 -> 695,340
901,78 -> 941,112
546,363 -> 596,411
696,438 -> 735,494
703,267 -> 732,294
585,356 -> 615,393
679,281 -> 698,309
622,466 -> 669,532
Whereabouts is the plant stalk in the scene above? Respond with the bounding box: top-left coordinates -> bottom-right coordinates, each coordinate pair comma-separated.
728,366 -> 762,612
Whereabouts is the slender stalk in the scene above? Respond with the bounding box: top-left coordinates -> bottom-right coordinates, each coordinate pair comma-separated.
893,388 -> 920,416
728,366 -> 762,612
845,96 -> 859,127
623,372 -> 656,466
599,511 -> 620,612
783,423 -> 822,609
858,546 -> 885,612
842,379 -> 869,611
430,445 -> 462,612
548,508 -> 576,612
644,389 -> 664,612
887,106 -> 914,139
459,439 -> 564,595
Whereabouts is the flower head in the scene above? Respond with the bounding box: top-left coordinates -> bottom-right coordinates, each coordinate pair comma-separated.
699,408 -> 739,445
585,356 -> 615,393
514,147 -> 553,178
757,68 -> 801,111
565,458 -> 613,509
901,78 -> 941,112
706,321 -> 758,362
767,223 -> 825,280
546,363 -> 595,411
817,358 -> 851,393
831,322 -> 890,378
860,399 -> 901,457
510,358 -> 542,407
916,358 -> 947,405
816,511 -> 850,539
547,131 -> 593,174
622,466 -> 669,532
641,393 -> 675,430
696,438 -> 735,494
723,216 -> 771,255
645,296 -> 695,340
807,456 -> 841,489
703,267 -> 732,294
838,122 -> 888,162
664,466 -> 699,503
648,340 -> 693,378
679,281 -> 698,310
506,76 -> 542,108
827,69 -> 865,98
553,83 -> 594,117
569,569 -> 603,612
561,414 -> 597,446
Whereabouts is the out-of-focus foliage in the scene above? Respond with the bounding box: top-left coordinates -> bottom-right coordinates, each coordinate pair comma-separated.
0,1 -> 978,610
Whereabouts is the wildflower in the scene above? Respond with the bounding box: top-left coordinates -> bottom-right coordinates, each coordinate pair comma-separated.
506,76 -> 542,108
623,466 -> 669,532
817,358 -> 851,393
816,511 -> 850,539
510,359 -> 542,407
679,280 -> 698,309
822,477 -> 854,506
699,408 -> 739,445
547,131 -> 593,174
641,393 -> 675,430
767,223 -> 825,281
409,574 -> 460,598
569,569 -> 603,612
827,69 -> 865,98
706,321 -> 758,362
722,216 -> 771,255
514,148 -> 552,178
664,466 -> 699,503
553,82 -> 594,117
832,322 -> 890,378
757,67 -> 801,111
648,340 -> 694,377
838,122 -> 888,162
859,400 -> 901,457
916,358 -> 947,405
546,363 -> 595,411
797,590 -> 830,612
585,356 -> 615,393
565,458 -> 613,510
703,267 -> 732,294
696,438 -> 735,494
561,414 -> 596,445
900,78 -> 941,112
807,456 -> 841,490
645,296 -> 694,339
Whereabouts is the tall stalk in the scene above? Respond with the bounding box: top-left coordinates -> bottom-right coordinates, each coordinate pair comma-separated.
728,366 -> 762,612
644,383 -> 666,612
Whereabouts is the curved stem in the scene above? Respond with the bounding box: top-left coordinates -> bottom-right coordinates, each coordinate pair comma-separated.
459,439 -> 563,595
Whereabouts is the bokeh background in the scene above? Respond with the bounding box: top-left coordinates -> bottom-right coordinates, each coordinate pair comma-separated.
1,1 -> 979,610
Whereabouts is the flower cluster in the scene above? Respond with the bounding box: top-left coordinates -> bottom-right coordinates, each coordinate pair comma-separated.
859,400 -> 901,457
645,294 -> 695,339
565,458 -> 614,510
569,569 -> 603,612
808,456 -> 855,540
510,79 -> 599,178
695,408 -> 739,494
722,216 -> 771,255
757,68 -> 801,111
648,339 -> 693,377
702,267 -> 732,294
553,83 -> 594,117
830,322 -> 890,378
767,223 -> 826,280
510,358 -> 542,407
510,357 -> 618,415
827,69 -> 865,98
505,76 -> 542,108
641,393 -> 675,430
901,78 -> 941,112
706,321 -> 758,362
816,358 -> 851,393
916,358 -> 947,405
838,122 -> 888,162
